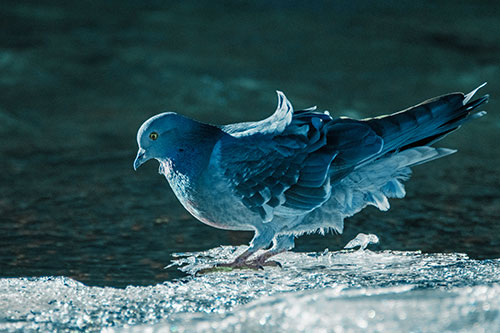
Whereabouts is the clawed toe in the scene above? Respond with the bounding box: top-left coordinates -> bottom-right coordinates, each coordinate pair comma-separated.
197,259 -> 282,274
249,259 -> 282,268
216,261 -> 254,269
217,261 -> 266,270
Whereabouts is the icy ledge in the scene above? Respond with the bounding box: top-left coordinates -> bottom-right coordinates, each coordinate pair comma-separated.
124,284 -> 500,333
1,248 -> 500,332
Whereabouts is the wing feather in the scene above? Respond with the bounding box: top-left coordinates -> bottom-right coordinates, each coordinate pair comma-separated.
218,92 -> 385,222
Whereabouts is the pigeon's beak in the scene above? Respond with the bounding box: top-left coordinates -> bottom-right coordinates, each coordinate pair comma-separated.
133,148 -> 147,171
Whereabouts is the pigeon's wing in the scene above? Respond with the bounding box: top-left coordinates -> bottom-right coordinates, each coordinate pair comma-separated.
223,91 -> 294,137
218,124 -> 332,223
218,93 -> 384,222
323,118 -> 384,182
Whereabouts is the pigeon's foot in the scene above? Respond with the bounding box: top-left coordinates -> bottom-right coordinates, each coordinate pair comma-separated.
196,244 -> 287,274
195,261 -> 258,274
216,260 -> 261,270
196,258 -> 282,274
216,258 -> 282,270
217,252 -> 284,270
248,259 -> 282,268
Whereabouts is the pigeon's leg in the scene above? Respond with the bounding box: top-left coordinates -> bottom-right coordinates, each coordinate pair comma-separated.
250,234 -> 295,268
217,227 -> 275,268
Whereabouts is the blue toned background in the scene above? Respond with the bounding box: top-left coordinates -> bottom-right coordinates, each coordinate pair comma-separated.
1,0 -> 499,287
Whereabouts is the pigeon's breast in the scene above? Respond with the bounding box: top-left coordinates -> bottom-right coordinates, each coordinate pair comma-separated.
193,168 -> 258,231
160,160 -> 256,231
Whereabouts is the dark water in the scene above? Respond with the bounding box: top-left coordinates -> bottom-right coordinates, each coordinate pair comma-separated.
1,0 -> 499,288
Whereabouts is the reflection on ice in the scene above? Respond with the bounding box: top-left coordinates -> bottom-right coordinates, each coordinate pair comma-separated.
1,247 -> 500,332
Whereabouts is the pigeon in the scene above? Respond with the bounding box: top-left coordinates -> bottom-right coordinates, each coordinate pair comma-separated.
134,84 -> 488,269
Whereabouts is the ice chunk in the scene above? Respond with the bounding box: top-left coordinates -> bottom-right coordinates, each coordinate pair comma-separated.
344,233 -> 380,250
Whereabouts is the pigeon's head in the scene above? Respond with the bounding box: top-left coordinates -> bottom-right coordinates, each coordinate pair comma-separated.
133,112 -> 189,170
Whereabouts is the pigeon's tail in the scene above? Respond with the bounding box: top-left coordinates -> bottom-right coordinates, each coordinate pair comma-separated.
365,83 -> 489,154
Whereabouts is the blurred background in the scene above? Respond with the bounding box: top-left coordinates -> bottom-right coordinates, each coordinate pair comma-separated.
1,0 -> 499,287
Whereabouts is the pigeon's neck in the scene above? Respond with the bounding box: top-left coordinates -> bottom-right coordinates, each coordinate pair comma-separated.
159,121 -> 223,184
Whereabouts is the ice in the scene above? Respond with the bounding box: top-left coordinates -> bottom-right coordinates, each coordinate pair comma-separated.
343,232 -> 379,250
1,247 -> 500,332
126,285 -> 500,333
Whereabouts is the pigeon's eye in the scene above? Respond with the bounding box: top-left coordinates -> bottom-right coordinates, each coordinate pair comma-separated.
149,132 -> 158,140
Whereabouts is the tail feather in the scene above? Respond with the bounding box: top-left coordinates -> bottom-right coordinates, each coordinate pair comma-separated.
463,82 -> 487,105
365,84 -> 488,154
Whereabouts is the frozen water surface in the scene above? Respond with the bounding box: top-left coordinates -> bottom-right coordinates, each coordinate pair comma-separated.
1,246 -> 500,332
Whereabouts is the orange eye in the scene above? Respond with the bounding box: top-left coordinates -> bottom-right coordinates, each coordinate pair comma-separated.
149,132 -> 158,140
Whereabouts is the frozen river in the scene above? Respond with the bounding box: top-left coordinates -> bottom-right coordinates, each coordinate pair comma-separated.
2,245 -> 500,332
